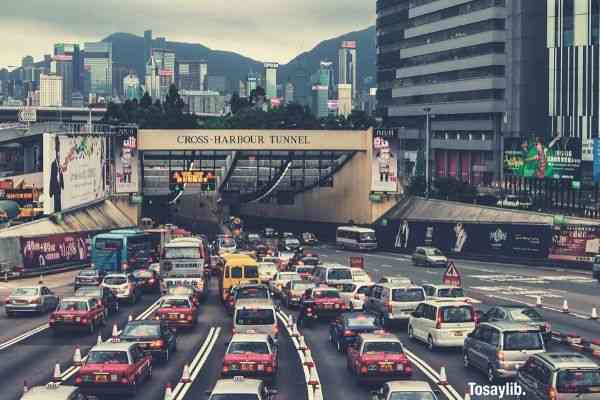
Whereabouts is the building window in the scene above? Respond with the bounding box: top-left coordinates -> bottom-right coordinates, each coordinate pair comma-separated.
408,0 -> 506,30
396,65 -> 505,88
563,0 -> 574,46
400,19 -> 505,50
394,89 -> 505,105
399,42 -> 505,68
592,0 -> 600,45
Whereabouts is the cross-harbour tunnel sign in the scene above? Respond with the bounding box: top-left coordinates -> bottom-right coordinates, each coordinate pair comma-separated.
138,130 -> 370,151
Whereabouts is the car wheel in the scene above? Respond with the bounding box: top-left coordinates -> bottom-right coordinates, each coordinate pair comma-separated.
487,365 -> 496,383
427,335 -> 435,351
408,326 -> 414,340
463,352 -> 470,368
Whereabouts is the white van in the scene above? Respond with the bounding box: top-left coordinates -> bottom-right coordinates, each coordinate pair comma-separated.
233,299 -> 279,340
312,264 -> 354,288
336,226 -> 377,251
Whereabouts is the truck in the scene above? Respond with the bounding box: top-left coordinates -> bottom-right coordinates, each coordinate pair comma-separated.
160,237 -> 209,300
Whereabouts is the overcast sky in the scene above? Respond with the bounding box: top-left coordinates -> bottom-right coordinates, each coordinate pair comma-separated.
0,0 -> 374,69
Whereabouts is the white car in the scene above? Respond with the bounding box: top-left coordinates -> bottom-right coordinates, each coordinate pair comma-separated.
372,381 -> 440,400
268,271 -> 300,297
351,268 -> 372,284
208,376 -> 276,400
257,262 -> 278,283
339,283 -> 373,311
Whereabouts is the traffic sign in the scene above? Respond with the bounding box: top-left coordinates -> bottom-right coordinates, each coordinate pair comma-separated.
442,261 -> 462,287
18,108 -> 37,123
349,256 -> 364,269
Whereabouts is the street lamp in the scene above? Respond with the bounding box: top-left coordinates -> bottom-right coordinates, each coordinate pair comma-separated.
423,107 -> 432,199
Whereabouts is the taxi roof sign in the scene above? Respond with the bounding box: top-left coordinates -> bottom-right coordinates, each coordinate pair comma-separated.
349,256 -> 364,269
442,261 -> 462,287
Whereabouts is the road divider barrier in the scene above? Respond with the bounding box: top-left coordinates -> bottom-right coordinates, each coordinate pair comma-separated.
403,348 -> 463,400
562,299 -> 569,313
551,331 -> 600,360
181,364 -> 192,384
53,363 -> 61,382
439,366 -> 448,385
592,307 -> 598,320
164,382 -> 173,400
73,346 -> 82,366
536,296 -> 542,308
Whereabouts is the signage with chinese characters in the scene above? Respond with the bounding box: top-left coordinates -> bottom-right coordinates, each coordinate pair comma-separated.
18,108 -> 37,123
442,262 -> 462,287
170,171 -> 216,191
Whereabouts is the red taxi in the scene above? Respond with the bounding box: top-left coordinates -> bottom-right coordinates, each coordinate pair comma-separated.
49,297 -> 106,334
304,287 -> 347,318
75,341 -> 152,396
346,332 -> 412,384
154,295 -> 198,328
222,333 -> 278,383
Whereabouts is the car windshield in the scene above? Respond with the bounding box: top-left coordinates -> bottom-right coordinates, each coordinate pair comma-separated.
296,267 -> 313,274
235,309 -> 276,325
314,290 -> 340,298
339,284 -> 356,293
360,232 -> 376,242
557,369 -> 600,393
121,324 -> 161,337
75,288 -> 101,297
328,268 -> 352,280
12,288 -> 38,296
210,395 -> 259,400
426,249 -> 443,256
79,270 -> 98,276
392,289 -> 425,302
228,342 -> 270,355
160,298 -> 190,308
363,342 -> 403,354
104,276 -> 127,285
133,270 -> 153,278
244,267 -> 259,278
508,308 -> 544,321
165,247 -> 201,259
58,301 -> 89,311
437,288 -> 465,297
291,282 -> 315,291
389,392 -> 437,400
87,351 -> 129,364
237,287 -> 269,300
503,331 -> 544,351
440,306 -> 474,323
346,315 -> 378,329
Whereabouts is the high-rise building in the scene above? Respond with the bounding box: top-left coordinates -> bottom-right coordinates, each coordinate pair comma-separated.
145,56 -> 161,101
39,74 -> 63,107
337,83 -> 352,117
548,0 -> 599,164
21,56 -> 34,83
239,81 -> 247,98
247,72 -> 258,97
84,42 -> 113,98
51,55 -> 73,106
284,81 -> 295,104
151,48 -> 176,101
123,73 -> 141,101
338,41 -> 357,100
207,75 -> 227,94
54,43 -> 82,91
177,60 -> 208,90
263,62 -> 279,99
144,30 -> 153,63
291,66 -> 310,106
376,1 -> 547,185
180,90 -> 227,115
312,61 -> 334,95
311,85 -> 329,118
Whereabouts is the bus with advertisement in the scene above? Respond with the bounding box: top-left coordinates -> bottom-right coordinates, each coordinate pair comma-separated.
159,237 -> 210,300
91,229 -> 153,274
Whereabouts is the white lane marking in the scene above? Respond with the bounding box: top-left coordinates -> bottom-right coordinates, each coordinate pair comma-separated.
380,264 -> 393,268
173,327 -> 221,400
0,323 -> 50,351
404,348 -> 463,400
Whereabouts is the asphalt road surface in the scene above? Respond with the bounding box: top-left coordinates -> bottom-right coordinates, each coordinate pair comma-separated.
1,245 -> 598,400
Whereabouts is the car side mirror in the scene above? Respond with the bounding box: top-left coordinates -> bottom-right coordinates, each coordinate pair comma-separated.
411,312 -> 419,318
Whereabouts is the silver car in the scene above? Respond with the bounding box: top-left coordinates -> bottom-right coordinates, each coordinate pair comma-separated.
20,383 -> 83,400
412,247 -> 448,268
5,285 -> 59,316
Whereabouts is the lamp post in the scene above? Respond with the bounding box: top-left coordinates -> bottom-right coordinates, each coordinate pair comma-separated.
423,107 -> 432,199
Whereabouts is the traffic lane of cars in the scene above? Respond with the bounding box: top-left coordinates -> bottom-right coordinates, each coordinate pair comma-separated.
1,295 -> 159,400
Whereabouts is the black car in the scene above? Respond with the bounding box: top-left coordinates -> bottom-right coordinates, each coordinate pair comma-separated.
119,320 -> 177,363
132,269 -> 160,293
329,312 -> 381,353
74,286 -> 119,314
479,305 -> 552,342
74,269 -> 104,290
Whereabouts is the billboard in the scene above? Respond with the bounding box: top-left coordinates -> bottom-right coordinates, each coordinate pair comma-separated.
170,170 -> 216,191
391,221 -> 551,259
0,188 -> 38,205
20,232 -> 94,270
114,134 -> 139,193
341,41 -> 357,49
549,224 -> 600,262
504,136 -> 582,180
43,134 -> 107,214
371,128 -> 398,192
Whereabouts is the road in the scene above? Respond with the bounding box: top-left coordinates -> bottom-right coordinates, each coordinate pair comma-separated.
1,246 -> 599,400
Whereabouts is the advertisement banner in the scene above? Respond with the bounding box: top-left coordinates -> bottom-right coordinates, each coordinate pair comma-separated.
43,134 -> 107,214
392,220 -> 551,258
371,128 -> 398,192
114,134 -> 139,193
20,232 -> 95,270
504,136 -> 581,180
549,224 -> 600,262
0,188 -> 38,205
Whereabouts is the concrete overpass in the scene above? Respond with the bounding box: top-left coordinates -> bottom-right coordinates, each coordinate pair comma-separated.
138,129 -> 400,228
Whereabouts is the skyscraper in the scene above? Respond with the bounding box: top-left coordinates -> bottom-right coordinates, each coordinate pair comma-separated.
247,72 -> 258,97
263,62 -> 279,99
312,61 -> 334,95
177,60 -> 208,90
207,76 -> 227,94
144,30 -> 153,62
290,66 -> 310,106
54,43 -> 81,91
123,72 -> 141,101
311,85 -> 328,118
39,74 -> 63,107
151,48 -> 176,101
51,55 -> 73,106
84,42 -> 113,98
284,81 -> 295,104
338,41 -> 357,100
337,83 -> 352,117
145,56 -> 161,101
21,56 -> 34,83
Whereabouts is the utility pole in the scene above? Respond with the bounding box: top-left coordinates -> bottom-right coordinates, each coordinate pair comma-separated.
423,107 -> 431,199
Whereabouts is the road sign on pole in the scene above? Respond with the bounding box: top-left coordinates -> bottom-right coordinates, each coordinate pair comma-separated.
18,108 -> 37,123
442,261 -> 462,287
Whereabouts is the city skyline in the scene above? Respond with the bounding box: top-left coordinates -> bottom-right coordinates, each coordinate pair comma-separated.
0,0 -> 374,69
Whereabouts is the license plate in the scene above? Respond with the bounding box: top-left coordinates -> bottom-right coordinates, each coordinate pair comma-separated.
454,332 -> 463,336
241,363 -> 254,371
95,375 -> 108,382
324,304 -> 332,309
169,314 -> 178,320
379,363 -> 393,372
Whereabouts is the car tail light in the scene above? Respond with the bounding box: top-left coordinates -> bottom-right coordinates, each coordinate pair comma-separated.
75,377 -> 82,384
186,314 -> 193,321
30,298 -> 41,305
360,365 -> 368,374
435,310 -> 442,329
5,298 -> 11,304
497,351 -> 505,362
150,340 -> 164,348
222,364 -> 229,373
81,318 -> 89,325
179,313 -> 186,319
334,303 -> 340,309
343,330 -> 354,337
149,279 -> 155,284
120,377 -> 129,384
548,387 -> 558,400
265,363 -> 274,373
